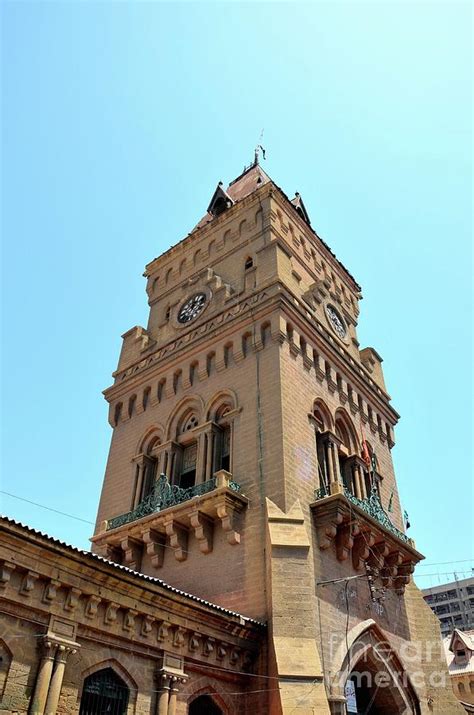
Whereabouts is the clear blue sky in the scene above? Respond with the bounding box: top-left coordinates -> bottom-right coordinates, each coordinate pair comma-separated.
1,2 -> 472,589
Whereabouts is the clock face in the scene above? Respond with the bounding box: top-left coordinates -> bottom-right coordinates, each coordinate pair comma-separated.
326,304 -> 347,339
177,292 -> 207,324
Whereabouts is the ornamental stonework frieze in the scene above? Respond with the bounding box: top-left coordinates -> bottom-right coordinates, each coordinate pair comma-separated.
113,289 -> 269,386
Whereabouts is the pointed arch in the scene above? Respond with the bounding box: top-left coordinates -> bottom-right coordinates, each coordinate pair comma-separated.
205,389 -> 238,422
166,395 -> 204,441
312,399 -> 333,432
135,424 -> 165,456
79,659 -> 138,711
335,407 -> 359,453
330,621 -> 421,714
187,685 -> 231,715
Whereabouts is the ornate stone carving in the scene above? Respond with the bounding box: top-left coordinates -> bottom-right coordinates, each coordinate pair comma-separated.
84,595 -> 101,619
20,570 -> 39,596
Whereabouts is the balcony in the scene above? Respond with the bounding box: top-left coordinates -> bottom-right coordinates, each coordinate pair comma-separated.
92,470 -> 248,570
311,481 -> 423,593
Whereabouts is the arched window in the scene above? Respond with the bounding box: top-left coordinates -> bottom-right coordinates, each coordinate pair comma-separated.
176,412 -> 199,489
335,414 -> 357,494
245,256 -> 253,270
458,682 -> 465,694
215,404 -> 232,473
79,668 -> 129,715
313,405 -> 329,494
189,694 -> 223,715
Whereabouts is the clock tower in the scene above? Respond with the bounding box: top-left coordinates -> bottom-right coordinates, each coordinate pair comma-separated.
91,159 -> 461,714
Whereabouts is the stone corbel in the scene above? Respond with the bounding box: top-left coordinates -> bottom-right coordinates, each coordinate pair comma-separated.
229,647 -> 241,666
43,579 -> 61,604
20,570 -> 39,596
157,620 -> 170,643
173,626 -> 186,648
141,614 -> 155,637
348,395 -> 359,416
188,632 -> 201,653
317,520 -> 340,551
326,364 -> 337,393
104,602 -> 119,625
336,522 -> 360,562
216,643 -> 227,661
352,531 -> 375,570
302,353 -> 313,371
142,528 -> 166,568
203,637 -> 215,657
163,518 -> 188,562
123,609 -> 137,632
105,543 -> 122,564
368,541 -> 389,571
0,560 -> 15,588
380,551 -> 403,588
120,536 -> 143,571
64,587 -> 82,612
189,509 -> 214,554
313,353 -> 326,383
216,499 -> 240,545
85,595 -> 101,619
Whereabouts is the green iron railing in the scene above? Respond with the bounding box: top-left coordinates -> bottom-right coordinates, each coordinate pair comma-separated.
107,473 -> 242,531
314,483 -> 410,544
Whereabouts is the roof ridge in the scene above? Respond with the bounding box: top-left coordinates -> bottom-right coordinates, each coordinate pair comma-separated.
0,515 -> 265,626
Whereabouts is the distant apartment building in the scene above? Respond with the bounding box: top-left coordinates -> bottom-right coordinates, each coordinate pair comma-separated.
423,576 -> 474,636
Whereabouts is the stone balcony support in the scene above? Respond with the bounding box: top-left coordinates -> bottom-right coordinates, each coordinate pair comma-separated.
311,484 -> 423,593
92,471 -> 247,568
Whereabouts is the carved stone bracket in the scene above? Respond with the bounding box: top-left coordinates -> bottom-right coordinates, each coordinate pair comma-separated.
0,561 -> 15,589
336,522 -> 360,562
20,570 -> 39,596
85,595 -> 101,619
189,509 -> 213,554
163,518 -> 188,562
64,587 -> 82,612
121,537 -> 143,570
141,614 -> 155,636
123,609 -> 137,632
311,492 -> 423,592
142,528 -> 166,568
43,579 -> 61,604
157,620 -> 170,643
104,602 -> 119,625
216,499 -> 240,545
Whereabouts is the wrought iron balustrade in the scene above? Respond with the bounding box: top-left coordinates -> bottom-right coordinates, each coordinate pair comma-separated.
313,482 -> 410,544
107,473 -> 242,531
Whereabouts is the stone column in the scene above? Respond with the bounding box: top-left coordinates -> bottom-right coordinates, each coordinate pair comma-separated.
155,655 -> 187,715
29,640 -> 55,715
132,455 -> 146,508
44,645 -> 76,715
205,431 -> 215,481
167,676 -> 179,715
196,432 -> 207,485
156,673 -> 170,715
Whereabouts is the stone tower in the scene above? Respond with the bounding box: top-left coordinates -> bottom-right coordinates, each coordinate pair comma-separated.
92,160 -> 461,714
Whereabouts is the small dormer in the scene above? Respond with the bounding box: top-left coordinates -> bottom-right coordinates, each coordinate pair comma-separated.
449,629 -> 474,665
291,192 -> 311,225
207,182 -> 234,217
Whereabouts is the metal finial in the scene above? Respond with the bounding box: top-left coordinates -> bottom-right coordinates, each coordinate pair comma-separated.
254,129 -> 266,165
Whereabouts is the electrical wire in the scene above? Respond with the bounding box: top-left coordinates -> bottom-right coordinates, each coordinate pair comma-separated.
0,491 -> 95,525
